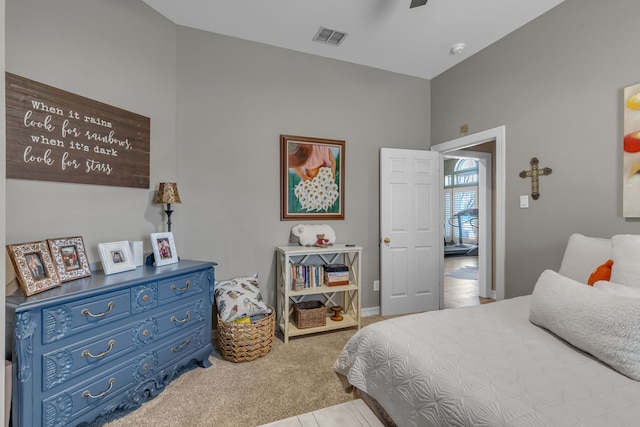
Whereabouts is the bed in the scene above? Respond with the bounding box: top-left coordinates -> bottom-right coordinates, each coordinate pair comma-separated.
333,234 -> 640,426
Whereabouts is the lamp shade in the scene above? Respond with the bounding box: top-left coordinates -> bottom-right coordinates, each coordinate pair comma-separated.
154,182 -> 182,204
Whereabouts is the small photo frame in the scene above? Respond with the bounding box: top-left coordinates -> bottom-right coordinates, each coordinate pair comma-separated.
98,241 -> 136,275
6,240 -> 61,296
150,232 -> 179,266
47,236 -> 92,282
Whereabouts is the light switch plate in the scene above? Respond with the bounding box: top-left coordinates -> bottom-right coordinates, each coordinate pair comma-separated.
520,195 -> 529,208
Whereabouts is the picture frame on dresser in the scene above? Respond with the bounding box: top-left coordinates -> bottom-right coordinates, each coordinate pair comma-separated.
98,240 -> 136,275
6,240 -> 61,296
150,232 -> 179,266
47,236 -> 92,282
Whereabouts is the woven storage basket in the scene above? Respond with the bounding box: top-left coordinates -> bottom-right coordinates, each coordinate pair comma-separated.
293,301 -> 326,329
217,307 -> 275,363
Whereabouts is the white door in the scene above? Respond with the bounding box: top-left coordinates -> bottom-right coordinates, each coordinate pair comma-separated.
380,148 -> 441,316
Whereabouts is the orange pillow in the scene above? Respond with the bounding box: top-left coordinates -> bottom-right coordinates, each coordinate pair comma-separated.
587,259 -> 613,286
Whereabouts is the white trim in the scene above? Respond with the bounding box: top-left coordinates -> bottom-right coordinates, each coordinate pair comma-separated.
361,306 -> 381,317
431,126 -> 506,301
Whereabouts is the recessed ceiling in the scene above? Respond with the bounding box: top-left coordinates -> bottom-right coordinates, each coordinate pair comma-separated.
141,0 -> 566,80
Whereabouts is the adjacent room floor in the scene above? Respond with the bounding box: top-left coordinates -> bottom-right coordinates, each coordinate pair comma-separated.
444,255 -> 494,309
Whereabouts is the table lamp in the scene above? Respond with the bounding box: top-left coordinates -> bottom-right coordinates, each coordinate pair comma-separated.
154,182 -> 181,232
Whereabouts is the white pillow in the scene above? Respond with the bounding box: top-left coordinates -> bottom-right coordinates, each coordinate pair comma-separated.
593,280 -> 640,298
558,233 -> 611,284
530,269 -> 640,381
610,234 -> 640,288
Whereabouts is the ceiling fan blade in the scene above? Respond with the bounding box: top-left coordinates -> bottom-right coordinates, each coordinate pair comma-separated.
410,0 -> 428,8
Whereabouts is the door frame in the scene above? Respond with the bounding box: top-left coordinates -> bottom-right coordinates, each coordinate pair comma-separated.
443,150 -> 492,300
431,126 -> 506,303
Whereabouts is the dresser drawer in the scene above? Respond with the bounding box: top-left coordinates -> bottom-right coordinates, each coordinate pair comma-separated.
156,326 -> 210,367
156,297 -> 206,336
42,327 -> 209,426
157,272 -> 205,303
42,360 -> 136,427
43,290 -> 131,344
41,317 -> 159,391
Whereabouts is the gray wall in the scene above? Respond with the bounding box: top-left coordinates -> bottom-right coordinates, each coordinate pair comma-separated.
174,28 -> 430,309
3,0 -> 431,312
5,0 -> 178,261
431,0 -> 640,297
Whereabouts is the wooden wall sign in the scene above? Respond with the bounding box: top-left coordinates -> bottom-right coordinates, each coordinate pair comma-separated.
5,73 -> 150,188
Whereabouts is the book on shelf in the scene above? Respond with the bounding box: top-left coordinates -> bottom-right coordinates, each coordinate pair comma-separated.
325,273 -> 349,280
291,263 -> 325,290
325,264 -> 349,273
325,279 -> 349,286
324,265 -> 350,286
324,271 -> 349,286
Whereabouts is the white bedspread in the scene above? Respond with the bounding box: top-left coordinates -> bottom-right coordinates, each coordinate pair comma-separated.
333,297 -> 640,427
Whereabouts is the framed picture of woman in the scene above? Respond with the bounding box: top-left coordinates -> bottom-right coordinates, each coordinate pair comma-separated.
280,135 -> 345,220
150,232 -> 179,266
6,240 -> 60,296
48,236 -> 92,282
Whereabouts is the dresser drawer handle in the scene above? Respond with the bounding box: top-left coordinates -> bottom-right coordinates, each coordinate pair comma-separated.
82,378 -> 115,399
81,301 -> 115,318
171,339 -> 191,353
142,294 -> 149,302
82,339 -> 116,359
170,280 -> 191,292
171,311 -> 191,324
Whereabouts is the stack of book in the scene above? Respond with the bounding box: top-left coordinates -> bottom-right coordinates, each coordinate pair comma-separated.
324,264 -> 350,286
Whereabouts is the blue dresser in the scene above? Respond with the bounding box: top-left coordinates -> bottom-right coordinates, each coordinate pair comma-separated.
5,260 -> 216,427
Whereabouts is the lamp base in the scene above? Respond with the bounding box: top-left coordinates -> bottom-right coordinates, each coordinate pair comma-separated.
165,205 -> 174,232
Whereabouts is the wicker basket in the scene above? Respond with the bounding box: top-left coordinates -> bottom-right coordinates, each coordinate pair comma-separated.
217,308 -> 275,363
293,301 -> 326,329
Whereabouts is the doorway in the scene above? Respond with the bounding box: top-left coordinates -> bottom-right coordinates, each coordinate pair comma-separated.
432,126 -> 506,309
443,154 -> 480,308
442,150 -> 492,308
378,127 -> 505,316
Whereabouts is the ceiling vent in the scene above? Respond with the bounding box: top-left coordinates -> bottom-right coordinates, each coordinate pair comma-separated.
313,27 -> 348,47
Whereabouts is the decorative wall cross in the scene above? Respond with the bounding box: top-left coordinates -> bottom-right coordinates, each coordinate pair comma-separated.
519,157 -> 552,200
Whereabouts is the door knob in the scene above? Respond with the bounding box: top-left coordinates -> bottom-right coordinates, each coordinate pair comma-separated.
383,238 -> 391,244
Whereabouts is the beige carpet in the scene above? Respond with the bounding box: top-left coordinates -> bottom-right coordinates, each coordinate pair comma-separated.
106,316 -> 387,427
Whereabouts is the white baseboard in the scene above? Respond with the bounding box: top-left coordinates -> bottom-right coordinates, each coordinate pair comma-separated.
361,306 -> 380,317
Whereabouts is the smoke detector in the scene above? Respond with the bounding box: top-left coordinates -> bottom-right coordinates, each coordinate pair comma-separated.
313,27 -> 348,46
450,43 -> 466,55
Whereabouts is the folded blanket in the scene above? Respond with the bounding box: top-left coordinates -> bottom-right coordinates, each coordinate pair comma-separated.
530,270 -> 640,381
